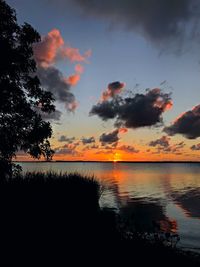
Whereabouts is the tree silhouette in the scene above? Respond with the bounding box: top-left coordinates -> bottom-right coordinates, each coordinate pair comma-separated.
0,0 -> 55,175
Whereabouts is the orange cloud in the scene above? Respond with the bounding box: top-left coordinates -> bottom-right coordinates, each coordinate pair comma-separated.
164,100 -> 173,111
34,29 -> 91,66
34,29 -> 64,66
119,128 -> 128,134
67,74 -> 80,86
67,64 -> 84,86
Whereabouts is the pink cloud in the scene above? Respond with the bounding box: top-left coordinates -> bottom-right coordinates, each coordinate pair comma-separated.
75,64 -> 84,74
61,47 -> 91,63
34,29 -> 64,66
34,29 -> 92,66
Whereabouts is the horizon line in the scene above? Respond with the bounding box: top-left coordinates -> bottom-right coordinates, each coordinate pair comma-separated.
14,160 -> 200,163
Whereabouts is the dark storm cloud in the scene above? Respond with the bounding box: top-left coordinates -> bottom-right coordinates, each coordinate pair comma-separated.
71,0 -> 200,49
90,88 -> 172,129
58,136 -> 76,143
191,143 -> 200,150
99,129 -> 119,145
164,104 -> 200,139
81,136 -> 95,145
37,66 -> 77,112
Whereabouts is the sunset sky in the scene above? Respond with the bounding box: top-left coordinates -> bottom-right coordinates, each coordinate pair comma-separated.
9,0 -> 200,161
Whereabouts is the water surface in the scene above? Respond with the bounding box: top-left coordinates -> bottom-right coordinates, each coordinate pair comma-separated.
19,162 -> 200,251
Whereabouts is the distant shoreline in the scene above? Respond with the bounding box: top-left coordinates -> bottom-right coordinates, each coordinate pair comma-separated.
14,160 -> 200,164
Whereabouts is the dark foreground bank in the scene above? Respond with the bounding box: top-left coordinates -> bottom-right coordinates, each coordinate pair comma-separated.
0,172 -> 199,266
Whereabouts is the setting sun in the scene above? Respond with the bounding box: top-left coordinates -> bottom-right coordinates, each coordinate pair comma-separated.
113,153 -> 121,162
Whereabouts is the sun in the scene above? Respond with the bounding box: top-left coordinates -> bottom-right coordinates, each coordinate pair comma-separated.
113,153 -> 121,162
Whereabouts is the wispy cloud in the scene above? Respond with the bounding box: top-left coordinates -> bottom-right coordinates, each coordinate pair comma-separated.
69,0 -> 200,52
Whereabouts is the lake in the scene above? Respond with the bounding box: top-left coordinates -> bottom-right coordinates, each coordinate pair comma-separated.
19,162 -> 200,251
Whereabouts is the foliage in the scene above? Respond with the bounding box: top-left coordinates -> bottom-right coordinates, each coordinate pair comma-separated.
0,0 -> 55,175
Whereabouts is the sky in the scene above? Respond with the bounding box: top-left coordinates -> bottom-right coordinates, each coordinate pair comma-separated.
9,0 -> 200,161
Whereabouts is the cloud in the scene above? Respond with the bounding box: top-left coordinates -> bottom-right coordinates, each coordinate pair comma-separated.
58,136 -> 76,143
90,100 -> 119,120
67,74 -> 80,86
55,148 -> 78,155
149,136 -> 185,154
91,144 -> 99,149
174,141 -> 185,150
164,104 -> 200,139
34,29 -> 91,112
35,107 -> 62,121
60,47 -> 91,63
33,29 -> 91,67
149,136 -> 170,148
90,88 -> 172,129
101,81 -> 125,101
71,0 -> 200,50
55,143 -> 80,155
37,66 -> 77,111
117,145 -> 139,153
66,64 -> 84,86
75,64 -> 84,74
95,150 -> 113,155
33,29 -> 64,67
81,136 -> 95,145
118,128 -> 128,133
62,143 -> 79,150
99,129 -> 119,145
191,143 -> 200,150
82,143 -> 99,151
